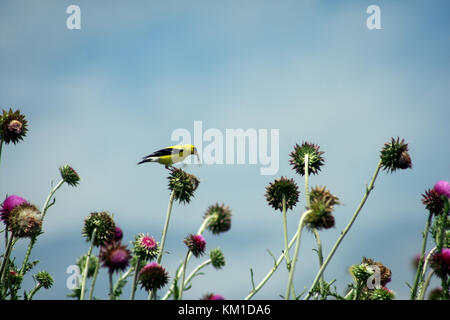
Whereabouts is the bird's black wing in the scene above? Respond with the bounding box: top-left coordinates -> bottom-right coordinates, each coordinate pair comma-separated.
142,147 -> 181,159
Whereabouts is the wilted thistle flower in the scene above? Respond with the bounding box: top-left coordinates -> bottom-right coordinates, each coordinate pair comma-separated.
434,180 -> 450,199
99,242 -> 131,274
76,254 -> 98,278
82,211 -> 116,247
138,262 -> 169,292
1,195 -> 28,226
430,248 -> 450,279
368,287 -> 395,300
59,164 -> 80,187
184,234 -> 206,258
422,188 -> 446,216
380,137 -> 412,173
201,293 -> 225,300
361,257 -> 392,287
34,271 -> 54,289
289,142 -> 325,176
168,167 -> 200,204
428,287 -> 443,300
0,108 -> 28,144
133,233 -> 159,261
265,177 -> 299,211
203,203 -> 232,234
305,186 -> 340,230
210,248 -> 225,269
7,203 -> 42,238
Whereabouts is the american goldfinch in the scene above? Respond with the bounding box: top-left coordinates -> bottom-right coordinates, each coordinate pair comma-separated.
138,144 -> 200,168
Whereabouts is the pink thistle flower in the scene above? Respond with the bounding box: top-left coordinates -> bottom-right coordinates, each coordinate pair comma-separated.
184,234 -> 206,257
1,195 -> 27,226
434,180 -> 450,198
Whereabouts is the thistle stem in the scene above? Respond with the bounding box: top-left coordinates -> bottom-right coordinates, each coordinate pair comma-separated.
0,139 -> 4,175
281,195 -> 296,298
285,209 -> 312,300
109,272 -> 113,300
418,270 -> 435,300
244,224 -> 304,300
88,253 -> 100,300
79,228 -> 97,300
312,228 -> 324,297
183,259 -> 211,289
27,284 -> 43,300
0,234 -> 16,287
305,160 -> 382,300
130,257 -> 141,300
410,213 -> 432,299
178,251 -> 190,300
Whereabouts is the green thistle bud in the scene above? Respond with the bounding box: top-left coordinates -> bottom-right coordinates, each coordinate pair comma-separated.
8,203 -> 42,238
380,137 -> 412,173
368,287 -> 395,300
59,164 -> 80,187
210,248 -> 225,269
289,142 -> 325,176
168,167 -> 200,204
34,271 -> 53,289
265,177 -> 299,211
0,108 -> 28,144
82,211 -> 116,247
350,264 -> 374,283
305,186 -> 340,230
76,254 -> 98,278
203,203 -> 232,235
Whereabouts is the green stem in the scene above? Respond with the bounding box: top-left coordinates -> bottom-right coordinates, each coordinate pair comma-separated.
79,228 -> 97,300
410,213 -> 432,299
285,209 -> 312,300
244,224 -> 303,300
19,179 -> 65,277
418,270 -> 435,300
305,160 -> 382,300
112,266 -> 133,299
88,253 -> 100,300
27,284 -> 43,300
281,195 -> 296,298
0,139 -> 4,174
130,257 -> 141,300
109,272 -> 113,300
178,251 -> 190,300
312,228 -> 324,297
183,259 -> 211,289
0,234 -> 16,286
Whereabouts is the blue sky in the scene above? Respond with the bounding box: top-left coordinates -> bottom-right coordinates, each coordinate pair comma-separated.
0,0 -> 449,299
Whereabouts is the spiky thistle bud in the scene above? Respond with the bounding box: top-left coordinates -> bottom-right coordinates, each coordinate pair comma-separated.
265,177 -> 299,211
0,108 -> 28,144
7,203 -> 42,238
168,167 -> 200,204
138,262 -> 169,292
34,271 -> 54,289
203,203 -> 232,234
305,186 -> 340,230
210,248 -> 225,269
132,233 -> 159,261
200,293 -> 225,300
82,211 -> 116,247
1,195 -> 28,226
184,234 -> 206,258
350,264 -> 374,284
422,188 -> 446,216
368,287 -> 395,300
99,242 -> 131,274
380,137 -> 412,173
59,164 -> 80,187
77,254 -> 98,278
289,142 -> 325,176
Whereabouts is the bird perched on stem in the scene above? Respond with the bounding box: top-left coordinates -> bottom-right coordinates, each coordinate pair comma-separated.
138,144 -> 200,168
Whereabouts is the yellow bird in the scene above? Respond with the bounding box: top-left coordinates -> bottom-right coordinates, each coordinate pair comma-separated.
138,144 -> 200,168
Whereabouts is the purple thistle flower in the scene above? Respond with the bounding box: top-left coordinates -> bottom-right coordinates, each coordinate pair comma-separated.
1,195 -> 28,226
184,234 -> 206,257
201,293 -> 225,300
113,227 -> 123,242
99,242 -> 131,274
138,262 -> 169,292
430,248 -> 450,278
434,180 -> 450,198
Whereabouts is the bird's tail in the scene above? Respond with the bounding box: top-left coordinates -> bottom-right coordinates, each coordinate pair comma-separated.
137,157 -> 157,165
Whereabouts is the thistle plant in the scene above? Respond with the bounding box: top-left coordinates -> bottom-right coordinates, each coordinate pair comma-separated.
0,108 -> 28,171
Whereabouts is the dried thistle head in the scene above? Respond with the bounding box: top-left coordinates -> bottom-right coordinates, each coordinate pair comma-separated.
82,211 -> 116,247
305,186 -> 340,230
265,177 -> 299,211
0,108 -> 28,144
203,203 -> 232,235
380,137 -> 412,173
